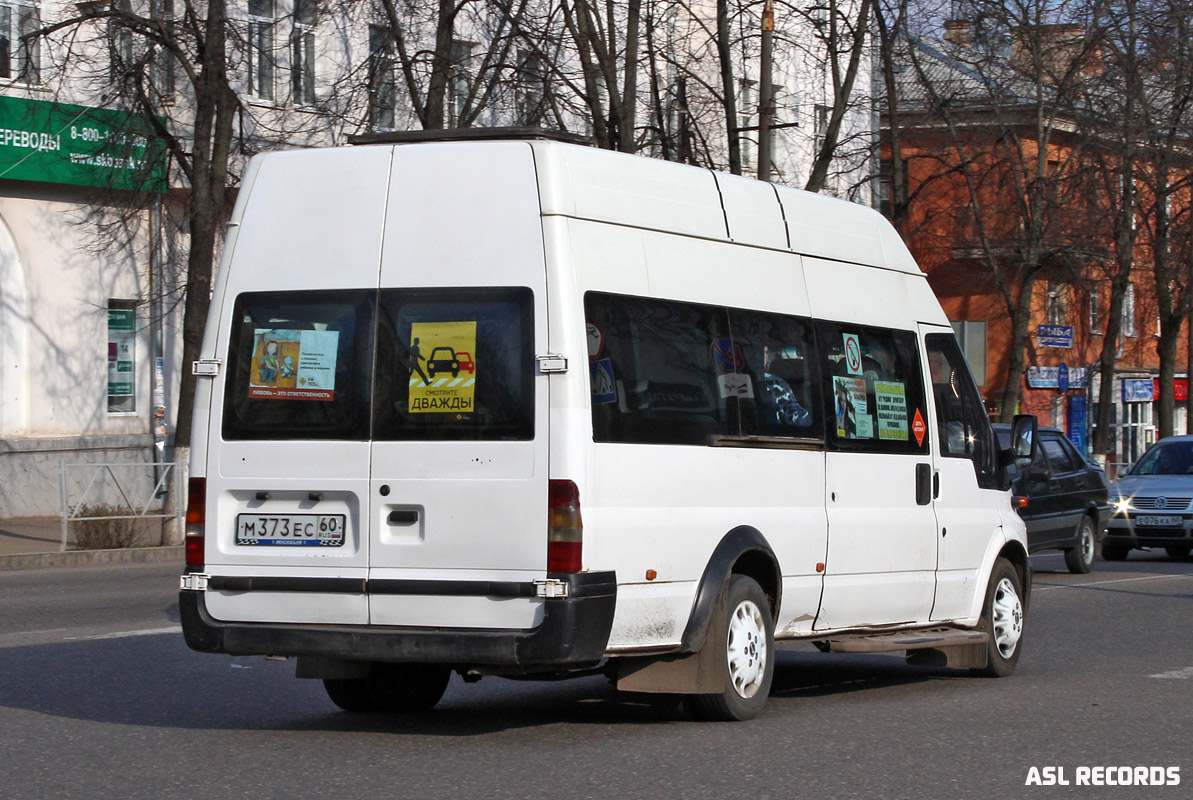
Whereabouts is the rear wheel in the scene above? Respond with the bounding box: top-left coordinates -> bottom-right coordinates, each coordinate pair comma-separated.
323,663 -> 451,713
693,575 -> 775,721
1063,516 -> 1097,574
973,558 -> 1024,678
1101,543 -> 1130,561
1164,545 -> 1192,559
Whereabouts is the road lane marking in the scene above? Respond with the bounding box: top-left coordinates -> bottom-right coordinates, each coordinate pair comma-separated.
1034,574 -> 1193,591
1150,666 -> 1193,679
62,625 -> 181,642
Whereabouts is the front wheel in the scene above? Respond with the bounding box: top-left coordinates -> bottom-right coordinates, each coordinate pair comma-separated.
1063,517 -> 1097,574
693,575 -> 775,721
972,558 -> 1025,678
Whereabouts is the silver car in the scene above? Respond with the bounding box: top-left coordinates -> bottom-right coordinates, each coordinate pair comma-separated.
1105,436 -> 1193,560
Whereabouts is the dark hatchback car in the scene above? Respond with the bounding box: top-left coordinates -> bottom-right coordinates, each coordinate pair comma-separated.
994,425 -> 1111,573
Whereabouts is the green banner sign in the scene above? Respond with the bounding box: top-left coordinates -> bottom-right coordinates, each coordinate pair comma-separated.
0,95 -> 166,192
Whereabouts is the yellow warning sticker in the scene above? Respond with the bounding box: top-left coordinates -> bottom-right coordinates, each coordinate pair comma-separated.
407,321 -> 477,413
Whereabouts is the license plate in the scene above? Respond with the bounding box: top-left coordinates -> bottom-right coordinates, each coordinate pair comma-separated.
236,514 -> 346,546
1136,515 -> 1182,527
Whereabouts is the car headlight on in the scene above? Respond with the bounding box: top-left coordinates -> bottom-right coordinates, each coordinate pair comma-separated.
1112,497 -> 1132,515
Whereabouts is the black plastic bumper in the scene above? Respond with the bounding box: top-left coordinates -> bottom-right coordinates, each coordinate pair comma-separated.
180,571 -> 617,669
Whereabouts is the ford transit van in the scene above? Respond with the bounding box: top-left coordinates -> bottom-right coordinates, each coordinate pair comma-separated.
180,132 -> 1035,720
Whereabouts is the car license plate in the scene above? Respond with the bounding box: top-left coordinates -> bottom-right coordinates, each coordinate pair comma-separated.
1136,515 -> 1181,527
236,514 -> 346,546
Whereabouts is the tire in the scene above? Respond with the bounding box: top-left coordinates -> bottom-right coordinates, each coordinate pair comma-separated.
693,575 -> 775,721
972,558 -> 1025,678
1063,516 -> 1097,574
323,663 -> 451,713
1164,545 -> 1192,559
323,677 -> 375,712
1101,543 -> 1130,561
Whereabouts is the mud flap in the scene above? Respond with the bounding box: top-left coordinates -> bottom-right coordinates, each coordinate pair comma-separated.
616,598 -> 729,694
906,643 -> 988,670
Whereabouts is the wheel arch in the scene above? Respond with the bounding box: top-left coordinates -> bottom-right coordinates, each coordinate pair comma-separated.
997,539 -> 1031,615
678,526 -> 781,654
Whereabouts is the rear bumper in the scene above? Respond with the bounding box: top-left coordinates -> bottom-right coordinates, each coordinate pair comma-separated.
180,571 -> 617,669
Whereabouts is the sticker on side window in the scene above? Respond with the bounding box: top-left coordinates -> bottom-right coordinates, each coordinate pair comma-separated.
407,321 -> 477,413
833,376 -> 869,439
249,329 -> 339,401
874,380 -> 909,441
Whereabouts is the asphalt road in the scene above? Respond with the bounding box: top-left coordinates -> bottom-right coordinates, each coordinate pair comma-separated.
2,553 -> 1191,800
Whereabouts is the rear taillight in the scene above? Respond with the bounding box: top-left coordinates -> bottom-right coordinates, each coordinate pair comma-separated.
185,478 -> 205,568
547,480 -> 582,573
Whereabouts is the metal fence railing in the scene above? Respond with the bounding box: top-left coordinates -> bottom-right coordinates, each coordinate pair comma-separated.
59,461 -> 182,552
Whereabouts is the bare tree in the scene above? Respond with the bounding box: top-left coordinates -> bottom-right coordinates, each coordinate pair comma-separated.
896,0 -> 1106,421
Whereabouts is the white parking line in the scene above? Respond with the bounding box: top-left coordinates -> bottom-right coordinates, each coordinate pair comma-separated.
1034,573 -> 1193,591
1150,666 -> 1193,679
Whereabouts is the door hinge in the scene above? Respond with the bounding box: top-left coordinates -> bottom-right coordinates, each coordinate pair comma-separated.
536,354 -> 569,374
192,359 -> 223,377
533,578 -> 570,599
180,573 -> 210,591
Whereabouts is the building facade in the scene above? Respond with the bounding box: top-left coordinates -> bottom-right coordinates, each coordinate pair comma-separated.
1,1 -> 876,518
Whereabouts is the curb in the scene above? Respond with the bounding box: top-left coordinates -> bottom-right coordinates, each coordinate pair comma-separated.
0,545 -> 184,572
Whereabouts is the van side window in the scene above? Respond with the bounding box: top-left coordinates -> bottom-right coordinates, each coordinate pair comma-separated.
585,293 -> 734,445
727,308 -> 822,440
373,287 -> 534,441
926,332 -> 998,487
222,290 -> 375,441
817,321 -> 929,455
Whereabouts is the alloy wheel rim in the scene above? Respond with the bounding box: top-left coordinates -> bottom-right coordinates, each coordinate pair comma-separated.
991,577 -> 1023,658
727,599 -> 767,699
1081,525 -> 1095,564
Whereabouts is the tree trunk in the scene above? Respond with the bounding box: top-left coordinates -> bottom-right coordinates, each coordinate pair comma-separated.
716,0 -> 740,175
999,276 -> 1036,422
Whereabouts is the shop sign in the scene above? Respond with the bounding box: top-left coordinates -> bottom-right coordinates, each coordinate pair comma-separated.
1152,379 -> 1189,402
1026,366 -> 1088,389
1037,325 -> 1073,348
1122,378 -> 1155,403
108,309 -> 136,412
0,95 -> 166,192
1068,394 -> 1088,454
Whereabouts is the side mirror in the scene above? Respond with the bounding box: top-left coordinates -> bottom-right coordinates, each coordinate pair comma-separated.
1000,414 -> 1037,477
1010,414 -> 1037,461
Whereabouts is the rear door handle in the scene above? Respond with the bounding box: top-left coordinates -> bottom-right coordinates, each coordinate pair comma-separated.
387,509 -> 419,525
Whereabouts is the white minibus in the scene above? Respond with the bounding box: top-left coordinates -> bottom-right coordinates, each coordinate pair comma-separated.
180,132 -> 1035,721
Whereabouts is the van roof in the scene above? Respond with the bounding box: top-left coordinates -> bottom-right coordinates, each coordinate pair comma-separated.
339,134 -> 921,275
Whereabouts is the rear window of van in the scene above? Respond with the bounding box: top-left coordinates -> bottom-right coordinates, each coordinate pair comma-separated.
221,287 -> 533,441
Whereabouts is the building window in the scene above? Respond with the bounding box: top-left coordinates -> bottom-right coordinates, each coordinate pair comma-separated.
739,78 -> 757,171
1122,283 -> 1136,338
108,303 -> 138,414
291,0 -> 316,105
950,320 -> 988,386
0,1 -> 39,84
368,25 -> 395,130
449,39 -> 476,126
248,0 -> 276,101
150,0 -> 175,102
515,48 -> 546,126
814,103 -> 830,155
1046,282 -> 1068,325
109,0 -> 135,86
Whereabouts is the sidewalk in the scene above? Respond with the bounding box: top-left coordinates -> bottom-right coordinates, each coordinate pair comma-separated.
0,516 -> 183,571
